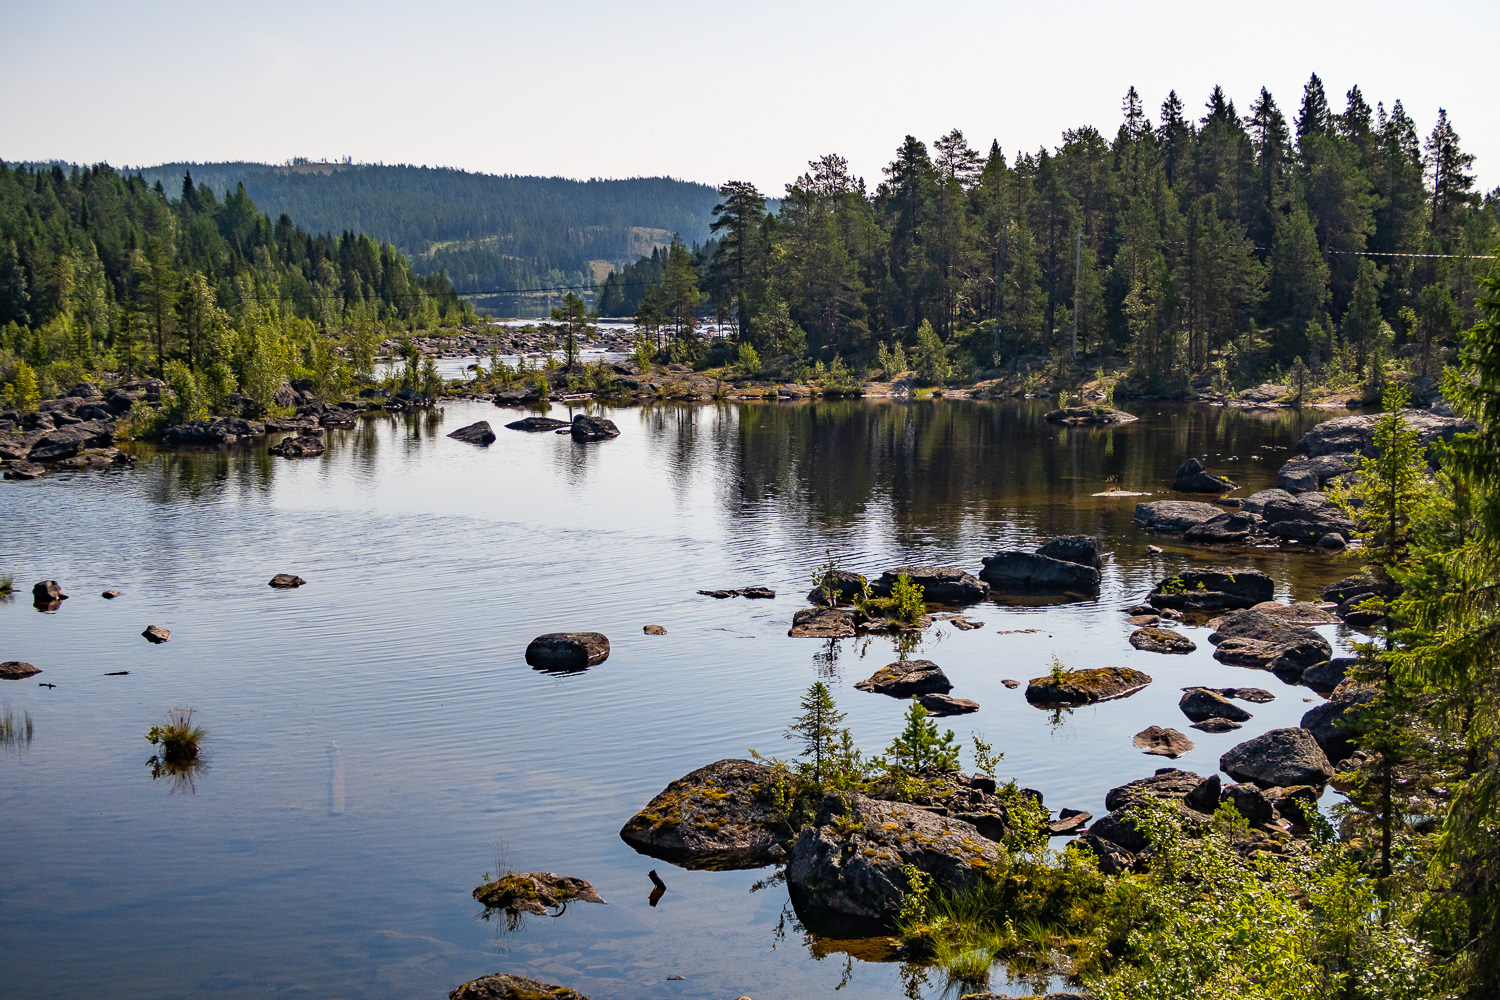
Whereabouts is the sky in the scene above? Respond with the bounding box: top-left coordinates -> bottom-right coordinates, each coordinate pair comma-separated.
3,0 -> 1496,197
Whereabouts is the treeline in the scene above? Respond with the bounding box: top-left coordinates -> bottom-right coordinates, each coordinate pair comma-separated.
0,161 -> 471,406
130,163 -> 722,305
638,75 -> 1498,388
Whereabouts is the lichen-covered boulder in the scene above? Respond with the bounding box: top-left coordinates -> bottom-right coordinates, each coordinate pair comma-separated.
619,759 -> 789,869
1129,627 -> 1196,654
525,632 -> 609,670
1025,666 -> 1151,706
449,973 -> 588,1000
854,659 -> 952,698
788,607 -> 856,638
786,791 -> 999,934
1220,727 -> 1334,788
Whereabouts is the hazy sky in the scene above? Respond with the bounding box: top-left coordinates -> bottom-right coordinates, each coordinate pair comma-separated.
4,0 -> 1495,197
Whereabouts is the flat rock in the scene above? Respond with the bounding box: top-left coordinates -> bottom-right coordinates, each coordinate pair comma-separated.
1191,686 -> 1276,703
1220,727 -> 1334,787
1247,601 -> 1340,625
786,791 -> 999,934
1134,725 -> 1195,757
915,692 -> 978,716
447,420 -> 497,445
525,632 -> 610,670
1183,511 -> 1264,544
1129,627 -> 1196,654
788,607 -> 855,638
450,973 -> 588,1000
855,659 -> 952,697
698,587 -> 775,599
1025,666 -> 1151,706
1190,717 -> 1243,733
1172,457 -> 1238,493
268,574 -> 306,588
268,436 -> 325,458
979,550 -> 1099,592
1001,679 -> 1020,689
570,414 -> 620,441
1048,809 -> 1092,835
643,624 -> 667,635
1297,409 -> 1473,459
1125,613 -> 1160,626
471,872 -> 605,914
3,460 -> 46,479
1036,535 -> 1103,569
1133,499 -> 1224,531
1043,405 -> 1137,425
871,565 -> 987,604
142,625 -> 170,644
28,418 -> 115,460
505,416 -> 570,432
1,660 -> 41,680
620,759 -> 789,869
1180,688 -> 1252,722
1147,567 -> 1274,611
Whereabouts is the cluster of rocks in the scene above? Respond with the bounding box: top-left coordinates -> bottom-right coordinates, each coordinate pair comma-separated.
979,536 -> 1102,594
1135,490 -> 1355,549
1043,405 -> 1138,426
854,659 -> 978,715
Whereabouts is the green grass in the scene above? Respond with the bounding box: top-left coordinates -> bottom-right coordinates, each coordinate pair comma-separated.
0,705 -> 33,745
146,707 -> 205,761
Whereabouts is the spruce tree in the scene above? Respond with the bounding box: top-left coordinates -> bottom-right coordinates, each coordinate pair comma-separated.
784,682 -> 846,786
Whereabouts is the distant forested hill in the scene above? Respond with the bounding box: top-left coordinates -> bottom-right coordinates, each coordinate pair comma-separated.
123,162 -> 719,311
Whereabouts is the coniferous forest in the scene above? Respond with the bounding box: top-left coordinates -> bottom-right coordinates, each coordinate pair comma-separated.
649,76 -> 1498,393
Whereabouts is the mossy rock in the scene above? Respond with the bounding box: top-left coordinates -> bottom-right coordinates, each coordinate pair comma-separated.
619,758 -> 789,869
449,973 -> 588,1000
1025,666 -> 1152,706
472,872 -> 605,915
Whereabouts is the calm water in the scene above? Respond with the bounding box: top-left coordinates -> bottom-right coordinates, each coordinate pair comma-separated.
0,398 -> 1360,1000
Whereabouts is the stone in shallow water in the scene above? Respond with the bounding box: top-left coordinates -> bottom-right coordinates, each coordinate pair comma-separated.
855,659 -> 952,698
1220,727 -> 1334,787
525,632 -> 610,670
268,574 -> 306,588
141,625 -> 170,644
471,872 -> 605,914
643,624 -> 667,635
915,692 -> 978,716
1191,717 -> 1244,733
1134,725 -> 1195,758
446,420 -> 496,445
449,973 -> 589,1000
1180,688 -> 1251,723
0,661 -> 41,680
1129,626 -> 1196,654
788,607 -> 855,638
1025,667 -> 1151,706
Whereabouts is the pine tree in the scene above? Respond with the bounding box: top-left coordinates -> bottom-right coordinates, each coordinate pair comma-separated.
1425,108 -> 1477,234
880,701 -> 960,777
1295,73 -> 1331,145
784,682 -> 846,787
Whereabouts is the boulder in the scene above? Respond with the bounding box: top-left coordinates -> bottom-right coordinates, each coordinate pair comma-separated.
1147,567 -> 1275,611
142,625 -> 170,644
1185,774 -> 1222,812
268,574 -> 306,588
620,759 -> 789,869
3,460 -> 46,480
1240,488 -> 1295,515
1221,782 -> 1277,826
450,974 -> 588,1000
525,632 -> 610,670
1134,726 -> 1195,758
1184,511 -> 1264,544
808,569 -> 869,605
1277,453 -> 1361,493
1265,785 -> 1320,833
1220,727 -> 1334,787
1172,458 -> 1237,493
32,580 -> 67,603
871,566 -> 987,604
979,551 -> 1099,592
268,436 -> 325,458
1025,666 -> 1151,706
570,414 -> 620,441
1318,533 -> 1346,550
28,419 -> 114,461
1129,627 -> 1197,654
1083,768 -> 1213,859
101,590 -> 121,599
788,607 -> 856,638
855,659 -> 952,697
1133,500 -> 1224,532
471,872 -> 605,914
786,791 -> 999,934
447,420 -> 497,445
0,660 -> 41,680
643,624 -> 667,635
1207,609 -> 1331,676
505,416 -> 570,432
915,693 -> 979,716
1260,492 -> 1355,543
1297,410 -> 1473,460
1301,681 -> 1378,760
1180,688 -> 1252,723
1301,657 -> 1353,694
1247,601 -> 1340,625
1036,535 -> 1103,569
161,417 -> 264,447
1191,718 -> 1244,733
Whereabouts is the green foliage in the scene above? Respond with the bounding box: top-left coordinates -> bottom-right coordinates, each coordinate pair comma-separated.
1,358 -> 40,412
735,340 -> 760,376
783,681 -> 846,787
913,320 -> 950,386
898,863 -> 933,925
877,339 -> 908,379
0,704 -> 32,745
970,734 -> 1003,778
145,707 -> 204,762
879,701 -> 961,777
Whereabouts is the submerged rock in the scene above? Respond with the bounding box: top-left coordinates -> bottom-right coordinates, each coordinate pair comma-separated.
1129,627 -> 1196,654
447,420 -> 497,445
268,574 -> 306,588
1220,727 -> 1334,787
1190,717 -> 1244,733
788,607 -> 855,638
786,791 -> 999,934
915,693 -> 979,716
1025,666 -> 1151,706
855,659 -> 952,697
472,872 -> 606,914
1172,457 -> 1238,493
620,759 -> 789,869
1147,567 -> 1274,612
449,974 -> 588,1000
643,624 -> 667,635
525,632 -> 610,670
0,661 -> 41,680
1134,725 -> 1195,758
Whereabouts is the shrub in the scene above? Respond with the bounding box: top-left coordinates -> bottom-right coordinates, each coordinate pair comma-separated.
146,707 -> 205,762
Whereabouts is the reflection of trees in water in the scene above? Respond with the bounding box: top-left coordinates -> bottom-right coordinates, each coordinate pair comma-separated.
146,754 -> 207,794
144,444 -> 277,505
